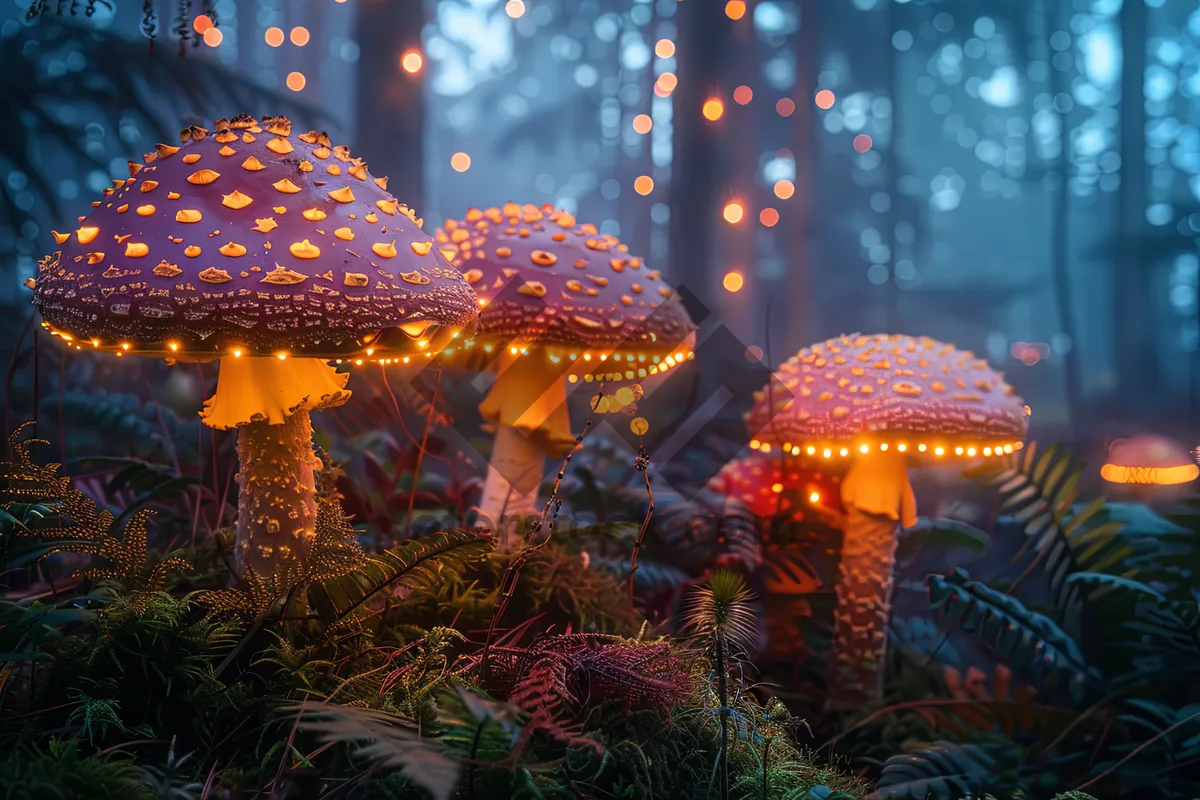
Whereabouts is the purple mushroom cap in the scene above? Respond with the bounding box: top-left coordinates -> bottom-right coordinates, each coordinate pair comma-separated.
33,114 -> 477,360
434,203 -> 694,381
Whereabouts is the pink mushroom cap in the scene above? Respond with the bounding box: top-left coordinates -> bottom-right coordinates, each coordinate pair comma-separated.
745,333 -> 1029,459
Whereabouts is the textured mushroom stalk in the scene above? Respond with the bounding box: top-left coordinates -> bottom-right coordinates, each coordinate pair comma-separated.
830,451 -> 914,703
200,356 -> 350,430
234,408 -> 322,577
476,353 -> 572,548
478,427 -> 545,550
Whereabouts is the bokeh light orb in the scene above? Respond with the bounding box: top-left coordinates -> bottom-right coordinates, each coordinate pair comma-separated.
725,0 -> 747,20
853,134 -> 874,152
202,27 -> 223,47
192,14 -> 213,33
776,98 -> 796,117
759,207 -> 780,227
634,176 -> 654,195
723,201 -> 744,224
286,71 -> 306,92
265,27 -> 284,47
734,85 -> 753,105
505,0 -> 526,18
401,50 -> 424,74
450,152 -> 471,172
702,98 -> 725,121
815,89 -> 836,109
632,114 -> 653,134
773,180 -> 795,200
290,26 -> 310,46
723,271 -> 745,292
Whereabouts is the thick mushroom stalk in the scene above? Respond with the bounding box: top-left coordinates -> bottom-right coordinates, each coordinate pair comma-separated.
201,356 -> 350,577
745,333 -> 1030,703
831,450 -> 916,702
476,353 -> 573,548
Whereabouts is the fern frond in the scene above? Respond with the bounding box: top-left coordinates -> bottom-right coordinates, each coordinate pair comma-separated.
308,529 -> 492,623
868,741 -> 994,800
969,443 -> 1131,639
928,568 -> 1100,703
291,702 -> 460,800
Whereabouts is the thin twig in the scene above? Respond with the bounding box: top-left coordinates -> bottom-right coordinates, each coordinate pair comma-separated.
405,365 -> 443,540
479,386 -> 604,680
1075,709 -> 1200,792
626,443 -> 654,612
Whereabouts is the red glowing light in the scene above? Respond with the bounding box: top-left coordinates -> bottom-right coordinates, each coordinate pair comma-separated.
853,134 -> 873,152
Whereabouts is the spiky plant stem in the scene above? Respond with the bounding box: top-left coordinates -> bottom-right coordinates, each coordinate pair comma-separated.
626,443 -> 653,611
479,389 -> 603,681
716,631 -> 730,800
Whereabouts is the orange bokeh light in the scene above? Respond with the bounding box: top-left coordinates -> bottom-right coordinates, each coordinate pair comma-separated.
634,176 -> 655,195
733,85 -> 753,105
290,26 -> 310,46
815,89 -> 836,109
655,39 -> 675,58
723,271 -> 745,292
759,207 -> 779,227
450,152 -> 471,172
505,0 -> 525,18
702,98 -> 725,121
265,27 -> 284,47
286,72 -> 306,92
401,50 -> 424,74
776,98 -> 796,117
192,14 -> 212,33
725,0 -> 747,20
202,27 -> 223,47
632,114 -> 653,134
723,202 -> 744,224
853,134 -> 874,152
655,73 -> 678,97
773,180 -> 795,200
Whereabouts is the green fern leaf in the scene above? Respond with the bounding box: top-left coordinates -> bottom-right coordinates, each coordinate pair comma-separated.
308,529 -> 493,623
928,568 -> 1100,702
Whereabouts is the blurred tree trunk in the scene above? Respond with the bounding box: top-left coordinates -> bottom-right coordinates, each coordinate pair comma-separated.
1115,0 -> 1149,416
785,0 -> 818,352
1050,0 -> 1081,440
669,0 -> 732,318
354,0 -> 426,211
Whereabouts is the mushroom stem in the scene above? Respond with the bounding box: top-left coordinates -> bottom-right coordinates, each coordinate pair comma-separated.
830,450 -> 916,702
478,427 -> 544,550
199,356 -> 350,580
476,353 -> 574,550
234,408 -> 322,578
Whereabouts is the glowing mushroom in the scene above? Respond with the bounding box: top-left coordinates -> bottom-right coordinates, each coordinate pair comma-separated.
744,333 -> 1029,702
707,452 -> 843,523
30,114 -> 477,582
1101,435 -> 1199,487
434,203 -> 695,543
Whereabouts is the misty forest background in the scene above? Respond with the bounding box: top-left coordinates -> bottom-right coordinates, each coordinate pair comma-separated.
0,0 -> 1195,471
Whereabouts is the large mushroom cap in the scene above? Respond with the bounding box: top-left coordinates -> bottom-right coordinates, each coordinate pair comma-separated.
434,203 -> 695,383
746,333 -> 1029,460
33,114 -> 477,361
